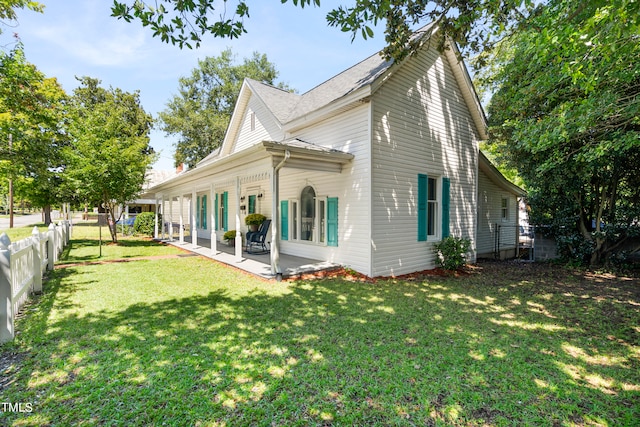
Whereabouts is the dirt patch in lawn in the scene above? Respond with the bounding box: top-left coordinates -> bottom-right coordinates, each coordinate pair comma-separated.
0,350 -> 25,391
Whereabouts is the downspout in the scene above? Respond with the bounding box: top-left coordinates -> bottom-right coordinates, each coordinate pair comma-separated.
271,149 -> 291,280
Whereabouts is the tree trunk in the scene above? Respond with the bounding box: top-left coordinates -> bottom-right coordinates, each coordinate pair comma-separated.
43,205 -> 52,226
108,209 -> 118,243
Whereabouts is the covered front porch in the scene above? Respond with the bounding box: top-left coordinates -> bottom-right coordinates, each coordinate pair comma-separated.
151,139 -> 354,279
159,235 -> 340,280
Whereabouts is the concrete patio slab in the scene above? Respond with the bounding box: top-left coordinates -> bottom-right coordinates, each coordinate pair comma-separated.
159,236 -> 341,280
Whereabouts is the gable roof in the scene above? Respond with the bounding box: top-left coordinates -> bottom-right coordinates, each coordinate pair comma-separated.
208,22 -> 488,166
242,23 -> 487,136
243,51 -> 393,127
479,151 -> 526,196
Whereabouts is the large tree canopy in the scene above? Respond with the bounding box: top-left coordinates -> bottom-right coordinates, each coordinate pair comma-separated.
111,0 -> 538,61
0,43 -> 68,225
483,0 -> 640,265
159,48 -> 290,167
67,77 -> 155,243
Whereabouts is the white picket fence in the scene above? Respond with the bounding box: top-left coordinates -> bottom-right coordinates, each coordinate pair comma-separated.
0,221 -> 71,343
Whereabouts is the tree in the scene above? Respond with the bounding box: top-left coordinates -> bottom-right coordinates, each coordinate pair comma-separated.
159,48 -> 290,167
111,0 -> 539,61
483,0 -> 640,265
14,76 -> 69,225
0,0 -> 42,22
0,43 -> 68,226
67,77 -> 155,243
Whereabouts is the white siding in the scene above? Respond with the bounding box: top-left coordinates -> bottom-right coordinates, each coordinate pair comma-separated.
476,169 -> 519,258
278,104 -> 372,275
370,44 -> 479,276
231,97 -> 284,154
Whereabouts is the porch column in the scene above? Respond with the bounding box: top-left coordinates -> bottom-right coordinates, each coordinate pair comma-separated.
270,167 -> 281,277
234,177 -> 242,262
210,183 -> 217,254
154,195 -> 159,239
179,195 -> 185,243
191,190 -> 198,247
160,195 -> 165,240
168,196 -> 174,242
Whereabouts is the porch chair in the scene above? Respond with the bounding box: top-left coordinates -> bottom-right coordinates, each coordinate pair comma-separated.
245,219 -> 271,254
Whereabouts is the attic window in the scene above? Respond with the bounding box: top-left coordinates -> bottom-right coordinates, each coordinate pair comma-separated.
250,112 -> 256,131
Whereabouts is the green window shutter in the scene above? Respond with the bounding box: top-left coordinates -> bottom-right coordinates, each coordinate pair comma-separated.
214,193 -> 219,230
327,197 -> 338,247
196,196 -> 201,228
442,178 -> 450,238
202,195 -> 207,229
248,195 -> 256,214
280,200 -> 288,241
418,174 -> 428,241
222,191 -> 228,231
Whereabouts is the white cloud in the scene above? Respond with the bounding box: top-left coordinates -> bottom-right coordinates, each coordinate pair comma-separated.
26,0 -> 149,68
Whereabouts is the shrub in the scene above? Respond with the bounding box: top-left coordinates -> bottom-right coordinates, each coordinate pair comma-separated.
244,213 -> 266,226
133,212 -> 156,236
223,230 -> 239,240
433,236 -> 472,270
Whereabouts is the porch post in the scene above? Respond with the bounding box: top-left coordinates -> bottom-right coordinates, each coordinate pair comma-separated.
154,195 -> 159,239
160,195 -> 166,240
234,177 -> 242,262
191,190 -> 198,247
168,196 -> 174,241
271,167 -> 281,277
210,183 -> 217,254
179,195 -> 185,243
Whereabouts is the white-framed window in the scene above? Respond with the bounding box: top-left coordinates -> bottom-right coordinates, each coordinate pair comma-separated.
501,197 -> 509,221
427,177 -> 438,237
418,174 -> 450,241
290,199 -> 298,240
285,186 -> 333,245
300,186 -> 315,241
250,112 -> 256,131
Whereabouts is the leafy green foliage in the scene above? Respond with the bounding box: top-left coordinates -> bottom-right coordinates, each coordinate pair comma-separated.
111,0 -> 537,62
0,44 -> 69,225
159,48 -> 290,167
433,236 -> 471,270
111,1 -> 319,49
244,213 -> 265,226
0,0 -> 42,22
483,0 -> 640,265
66,77 -> 155,243
133,212 -> 156,236
223,229 -> 237,240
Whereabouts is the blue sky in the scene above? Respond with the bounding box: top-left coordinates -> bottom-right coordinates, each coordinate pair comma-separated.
8,0 -> 390,170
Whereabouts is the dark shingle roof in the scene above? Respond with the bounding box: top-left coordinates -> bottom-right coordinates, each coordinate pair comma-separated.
248,23 -> 435,124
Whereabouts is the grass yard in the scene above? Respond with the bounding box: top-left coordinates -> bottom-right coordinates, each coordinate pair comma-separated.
56,223 -> 187,264
1,226 -> 639,426
0,224 -> 49,242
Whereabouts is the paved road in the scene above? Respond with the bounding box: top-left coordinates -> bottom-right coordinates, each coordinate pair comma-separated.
0,212 -> 50,231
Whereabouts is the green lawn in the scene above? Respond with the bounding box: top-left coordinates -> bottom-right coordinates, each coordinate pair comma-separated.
1,227 -> 638,426
0,224 -> 49,243
57,223 -> 186,264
